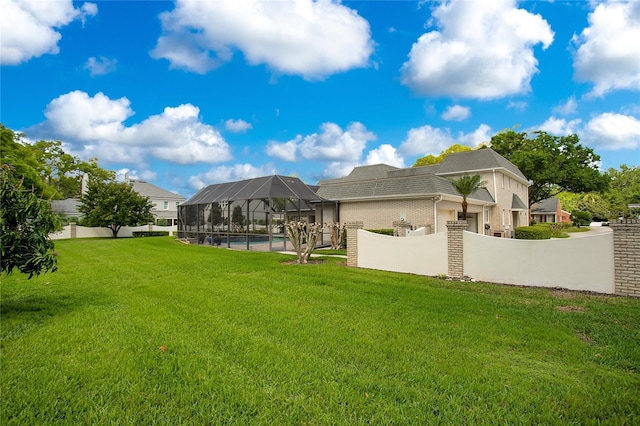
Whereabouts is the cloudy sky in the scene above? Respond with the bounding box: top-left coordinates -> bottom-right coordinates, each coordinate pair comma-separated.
2,0 -> 639,198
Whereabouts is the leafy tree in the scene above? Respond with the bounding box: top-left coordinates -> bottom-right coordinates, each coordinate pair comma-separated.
79,180 -> 154,238
1,124 -> 114,200
1,124 -> 55,199
574,192 -> 611,222
413,144 -> 472,167
232,205 -> 245,231
489,130 -> 609,206
1,164 -> 59,278
606,165 -> 640,218
449,174 -> 484,220
210,202 -> 223,229
572,211 -> 592,227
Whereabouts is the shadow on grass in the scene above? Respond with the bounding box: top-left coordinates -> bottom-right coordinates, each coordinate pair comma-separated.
0,291 -> 102,343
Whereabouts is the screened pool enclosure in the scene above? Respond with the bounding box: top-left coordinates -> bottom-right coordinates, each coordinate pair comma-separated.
178,175 -> 334,251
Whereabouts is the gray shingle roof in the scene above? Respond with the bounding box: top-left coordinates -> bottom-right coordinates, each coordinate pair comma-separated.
512,194 -> 528,210
317,164 -> 399,185
395,148 -> 527,181
316,172 -> 495,203
531,197 -> 559,214
183,175 -> 322,205
129,179 -> 185,201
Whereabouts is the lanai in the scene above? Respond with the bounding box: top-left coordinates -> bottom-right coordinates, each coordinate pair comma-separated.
178,175 -> 328,251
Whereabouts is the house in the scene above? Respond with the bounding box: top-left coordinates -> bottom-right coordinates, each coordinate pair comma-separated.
530,198 -> 572,223
125,174 -> 185,226
316,148 -> 529,237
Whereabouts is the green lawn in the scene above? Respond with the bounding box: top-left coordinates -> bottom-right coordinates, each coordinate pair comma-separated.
2,237 -> 639,424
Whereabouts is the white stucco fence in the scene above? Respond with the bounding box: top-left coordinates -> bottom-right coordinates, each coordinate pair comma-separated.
464,232 -> 615,293
357,229 -> 615,294
358,230 -> 448,277
50,225 -> 177,240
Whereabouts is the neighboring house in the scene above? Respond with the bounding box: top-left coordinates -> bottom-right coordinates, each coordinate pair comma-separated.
530,198 -> 572,223
316,148 -> 530,237
50,198 -> 82,220
125,174 -> 185,226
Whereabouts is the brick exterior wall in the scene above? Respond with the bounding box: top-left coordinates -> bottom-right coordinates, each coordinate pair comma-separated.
345,221 -> 363,267
611,219 -> 640,297
340,199 -> 435,231
447,220 -> 468,279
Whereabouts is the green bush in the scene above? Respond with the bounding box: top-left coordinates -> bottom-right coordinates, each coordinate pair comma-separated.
156,218 -> 169,226
572,211 -> 592,227
132,231 -> 169,237
514,226 -> 551,240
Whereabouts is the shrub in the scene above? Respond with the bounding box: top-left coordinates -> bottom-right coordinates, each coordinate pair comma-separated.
156,218 -> 169,226
132,231 -> 169,237
514,226 -> 551,240
572,211 -> 592,227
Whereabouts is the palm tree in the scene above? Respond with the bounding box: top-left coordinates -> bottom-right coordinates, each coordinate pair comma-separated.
449,174 -> 484,220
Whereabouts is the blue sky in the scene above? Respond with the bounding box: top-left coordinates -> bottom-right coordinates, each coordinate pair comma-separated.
2,0 -> 639,198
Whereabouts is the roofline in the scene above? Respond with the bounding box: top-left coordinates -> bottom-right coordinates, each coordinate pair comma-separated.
435,167 -> 529,184
323,193 -> 496,204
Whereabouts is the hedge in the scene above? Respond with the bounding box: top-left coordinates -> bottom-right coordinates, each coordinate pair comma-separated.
132,231 -> 170,237
514,226 -> 551,240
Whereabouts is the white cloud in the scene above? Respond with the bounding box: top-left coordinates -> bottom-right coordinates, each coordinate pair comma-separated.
225,119 -> 252,133
442,105 -> 471,121
299,122 -> 376,161
399,124 -> 492,157
116,168 -> 158,182
84,56 -> 118,76
572,1 -> 640,97
266,122 -> 376,164
320,161 -> 362,180
400,0 -> 553,99
458,124 -> 493,147
29,91 -> 231,165
536,117 -> 582,135
398,125 -> 455,157
151,0 -> 374,79
1,0 -> 97,65
188,163 -> 277,190
582,113 -> 640,151
553,97 -> 578,116
266,137 -> 300,162
365,144 -> 405,168
507,101 -> 528,112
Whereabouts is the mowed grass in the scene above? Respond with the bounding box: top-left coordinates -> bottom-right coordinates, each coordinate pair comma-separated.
1,238 -> 639,424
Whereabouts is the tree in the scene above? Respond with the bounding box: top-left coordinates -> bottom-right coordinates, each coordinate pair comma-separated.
1,124 -> 114,200
449,174 -> 484,220
489,130 -> 609,206
413,144 -> 472,167
1,124 -> 55,199
1,164 -> 59,278
606,165 -> 640,218
232,205 -> 245,231
79,180 -> 154,238
285,221 -> 324,264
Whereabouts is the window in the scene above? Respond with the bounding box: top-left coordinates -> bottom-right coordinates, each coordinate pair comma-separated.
164,201 -> 169,210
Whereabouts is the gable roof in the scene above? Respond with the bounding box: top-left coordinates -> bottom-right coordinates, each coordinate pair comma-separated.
129,179 -> 185,202
388,148 -> 527,181
316,172 -> 495,204
531,197 -> 560,214
183,175 -> 322,205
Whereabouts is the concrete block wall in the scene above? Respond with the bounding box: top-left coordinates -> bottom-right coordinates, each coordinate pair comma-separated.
611,219 -> 640,297
340,199 -> 434,231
